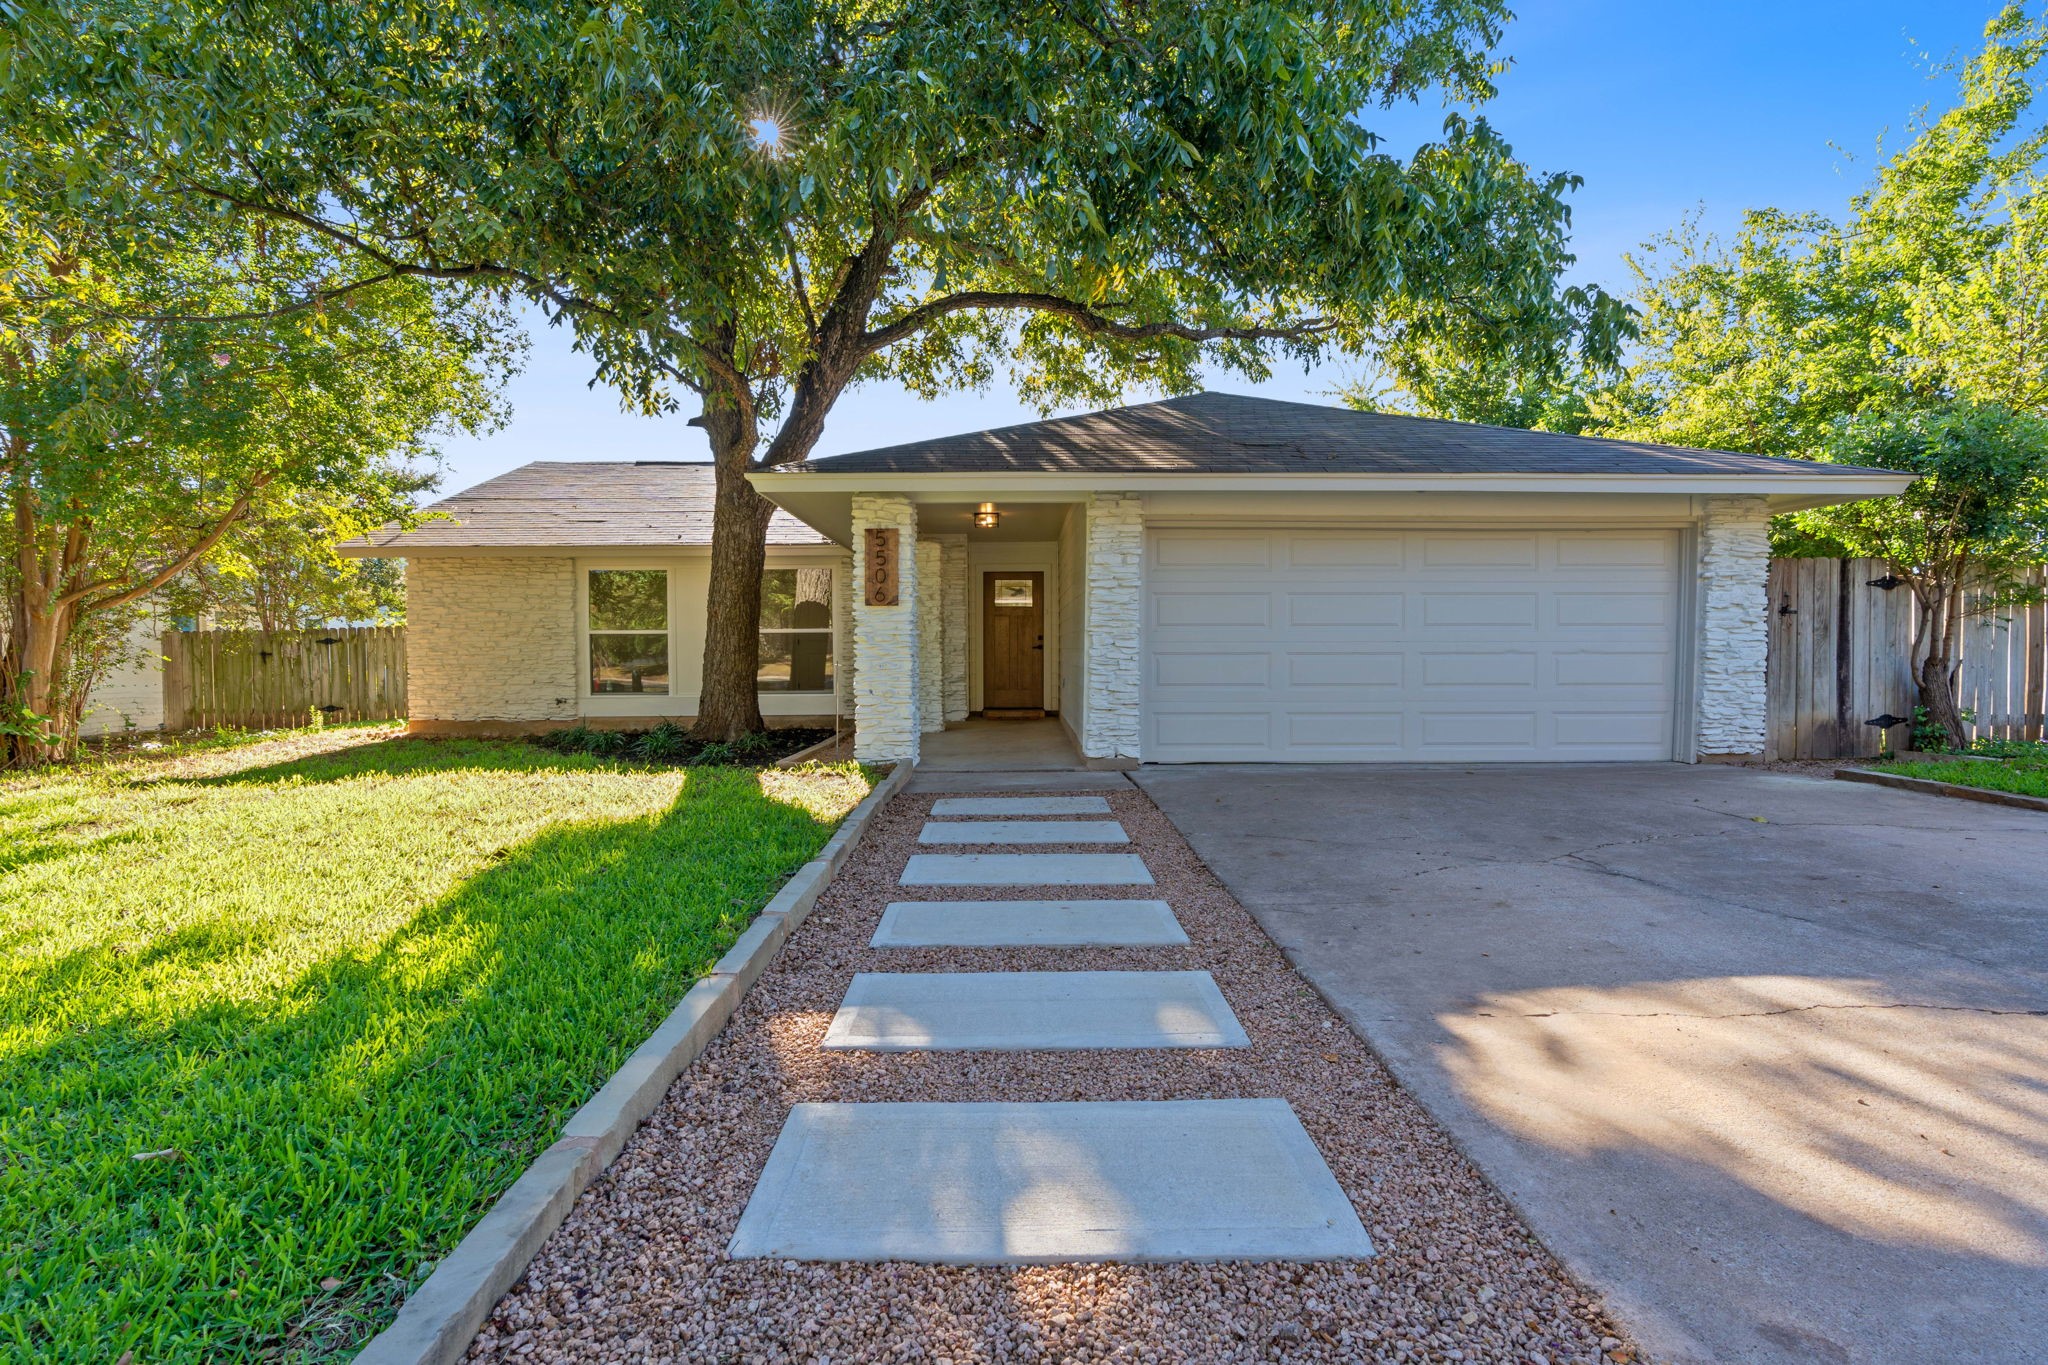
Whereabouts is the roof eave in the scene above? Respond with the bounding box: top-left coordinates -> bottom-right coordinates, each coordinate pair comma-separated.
748,469 -> 1917,496
335,537 -> 839,559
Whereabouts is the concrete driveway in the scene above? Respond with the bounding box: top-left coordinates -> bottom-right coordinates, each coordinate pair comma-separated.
1132,763 -> 2048,1365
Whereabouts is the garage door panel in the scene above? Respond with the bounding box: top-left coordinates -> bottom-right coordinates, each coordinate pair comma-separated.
1554,711 -> 1671,748
1151,532 -> 1272,570
1420,712 -> 1538,749
1421,535 -> 1540,569
1284,532 -> 1406,569
1286,593 -> 1404,628
1282,711 -> 1404,751
1154,592 -> 1270,628
1555,534 -> 1675,567
1554,650 -> 1670,687
1151,651 -> 1271,689
1152,710 -> 1272,752
1420,651 -> 1539,687
1421,593 -> 1540,628
1554,592 -> 1671,627
1286,652 -> 1404,689
1144,527 -> 1680,763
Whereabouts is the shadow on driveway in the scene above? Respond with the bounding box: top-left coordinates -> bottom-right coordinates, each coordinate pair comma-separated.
1134,762 -> 2048,1365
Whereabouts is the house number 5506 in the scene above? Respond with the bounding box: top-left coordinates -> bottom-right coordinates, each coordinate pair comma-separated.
864,528 -> 900,606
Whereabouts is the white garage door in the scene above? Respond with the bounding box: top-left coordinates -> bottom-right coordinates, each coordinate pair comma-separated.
1143,527 -> 1682,763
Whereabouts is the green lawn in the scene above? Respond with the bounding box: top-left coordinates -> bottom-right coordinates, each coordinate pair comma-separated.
1868,755 -> 2048,798
0,726 -> 872,1362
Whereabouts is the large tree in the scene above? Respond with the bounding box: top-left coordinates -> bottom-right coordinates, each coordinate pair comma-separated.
1589,6 -> 2048,454
1794,403 -> 2048,747
8,0 -> 1625,737
0,181 -> 517,762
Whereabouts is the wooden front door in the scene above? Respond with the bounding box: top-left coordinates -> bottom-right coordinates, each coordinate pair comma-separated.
982,572 -> 1045,712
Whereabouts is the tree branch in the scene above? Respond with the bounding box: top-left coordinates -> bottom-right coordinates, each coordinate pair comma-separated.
58,478 -> 272,615
861,291 -> 1336,356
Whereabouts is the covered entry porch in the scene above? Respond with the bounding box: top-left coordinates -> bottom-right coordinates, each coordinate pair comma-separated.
776,486 -> 1144,769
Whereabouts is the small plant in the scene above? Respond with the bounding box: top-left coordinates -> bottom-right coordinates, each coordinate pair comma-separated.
636,721 -> 691,761
692,740 -> 737,766
1911,705 -> 1976,753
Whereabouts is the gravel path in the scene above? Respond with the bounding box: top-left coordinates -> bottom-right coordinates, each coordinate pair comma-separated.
468,786 -> 1631,1364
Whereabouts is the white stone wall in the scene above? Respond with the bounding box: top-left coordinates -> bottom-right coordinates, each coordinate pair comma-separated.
1080,493 -> 1144,761
916,539 -> 944,734
937,536 -> 970,723
832,557 -> 855,718
408,556 -> 579,724
1695,496 -> 1772,758
850,494 -> 921,763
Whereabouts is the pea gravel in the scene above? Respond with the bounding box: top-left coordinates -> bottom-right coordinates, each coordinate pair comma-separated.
465,786 -> 1633,1365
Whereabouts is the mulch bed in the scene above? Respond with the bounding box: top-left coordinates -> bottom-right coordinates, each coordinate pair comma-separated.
466,786 -> 1631,1365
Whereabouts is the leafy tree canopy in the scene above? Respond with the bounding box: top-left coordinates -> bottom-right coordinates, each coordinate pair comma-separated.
1797,401 -> 2048,745
1593,5 -> 2048,454
0,168 -> 519,759
5,0 -> 1629,736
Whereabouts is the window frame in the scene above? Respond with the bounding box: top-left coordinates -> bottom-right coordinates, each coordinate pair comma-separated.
583,565 -> 673,698
756,565 -> 835,696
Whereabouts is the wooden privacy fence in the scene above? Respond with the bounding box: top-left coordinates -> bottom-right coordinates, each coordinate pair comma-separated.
161,626 -> 407,730
1767,558 -> 2048,759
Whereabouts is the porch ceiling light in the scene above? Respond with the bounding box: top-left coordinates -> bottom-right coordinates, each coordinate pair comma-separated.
973,502 -> 1001,529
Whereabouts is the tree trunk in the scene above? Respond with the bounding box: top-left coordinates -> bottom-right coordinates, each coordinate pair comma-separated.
1914,578 -> 1971,751
2,596 -> 71,767
692,444 -> 778,742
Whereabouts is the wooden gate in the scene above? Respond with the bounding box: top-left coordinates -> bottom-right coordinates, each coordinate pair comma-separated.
1766,559 -> 2047,758
162,626 -> 407,730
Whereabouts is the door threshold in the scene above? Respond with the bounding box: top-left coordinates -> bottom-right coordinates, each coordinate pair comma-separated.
981,709 -> 1048,720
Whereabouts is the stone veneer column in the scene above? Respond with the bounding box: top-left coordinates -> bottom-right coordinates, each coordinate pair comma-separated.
850,494 -> 921,763
916,539 -> 944,734
936,536 -> 971,723
1080,492 -> 1144,762
1695,495 -> 1772,759
832,557 -> 855,719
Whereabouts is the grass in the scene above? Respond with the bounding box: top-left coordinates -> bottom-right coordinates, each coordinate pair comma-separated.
0,724 -> 874,1362
1868,754 -> 2048,798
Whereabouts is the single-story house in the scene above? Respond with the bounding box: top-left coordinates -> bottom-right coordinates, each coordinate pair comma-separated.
349,392 -> 1912,765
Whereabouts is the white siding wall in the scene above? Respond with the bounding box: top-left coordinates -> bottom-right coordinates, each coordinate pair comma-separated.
80,617 -> 166,736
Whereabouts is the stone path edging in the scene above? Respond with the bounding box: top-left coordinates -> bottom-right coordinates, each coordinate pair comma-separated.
352,760 -> 911,1365
1837,765 -> 2048,812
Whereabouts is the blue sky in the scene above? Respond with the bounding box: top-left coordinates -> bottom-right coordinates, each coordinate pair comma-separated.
433,0 -> 2008,494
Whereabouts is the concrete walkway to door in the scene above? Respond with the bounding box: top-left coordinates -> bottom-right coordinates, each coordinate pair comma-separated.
1134,762 -> 2048,1365
917,718 -> 1083,770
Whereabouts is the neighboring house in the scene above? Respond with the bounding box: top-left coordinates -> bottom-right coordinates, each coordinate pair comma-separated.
350,393 -> 1913,763
79,615 -> 166,738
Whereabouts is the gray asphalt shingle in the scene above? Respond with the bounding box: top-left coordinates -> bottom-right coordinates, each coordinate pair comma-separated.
781,391 -> 1888,478
345,462 -> 831,550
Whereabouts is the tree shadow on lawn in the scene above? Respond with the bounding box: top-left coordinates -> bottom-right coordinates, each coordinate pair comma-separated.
0,761 -> 856,1364
166,734 -> 637,787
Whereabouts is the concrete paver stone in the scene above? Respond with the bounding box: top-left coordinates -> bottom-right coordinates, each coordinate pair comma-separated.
821,970 -> 1247,1051
728,1100 -> 1374,1263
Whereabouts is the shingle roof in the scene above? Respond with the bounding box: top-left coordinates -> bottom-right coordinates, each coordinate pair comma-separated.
783,391 -> 1887,478
346,461 -> 832,551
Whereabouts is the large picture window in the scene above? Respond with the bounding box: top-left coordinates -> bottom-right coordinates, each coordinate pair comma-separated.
759,568 -> 833,693
588,568 -> 669,694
